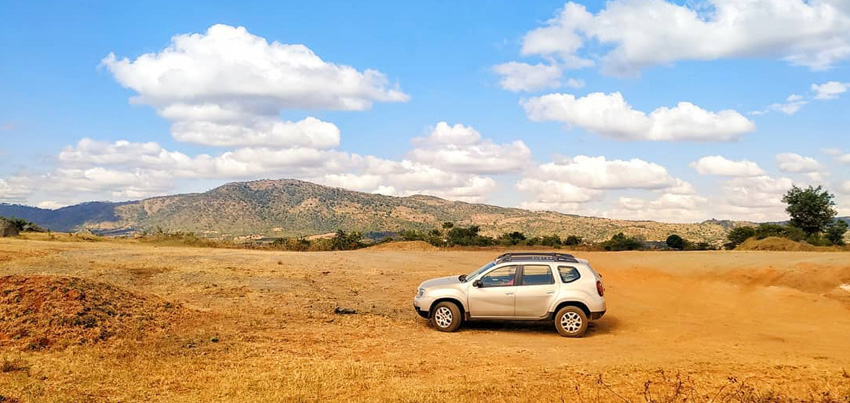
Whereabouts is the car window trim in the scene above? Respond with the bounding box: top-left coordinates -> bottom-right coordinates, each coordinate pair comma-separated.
557,265 -> 581,284
517,264 -> 555,286
479,265 -> 518,288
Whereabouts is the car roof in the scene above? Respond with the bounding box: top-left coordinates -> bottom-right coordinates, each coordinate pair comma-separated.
493,252 -> 580,265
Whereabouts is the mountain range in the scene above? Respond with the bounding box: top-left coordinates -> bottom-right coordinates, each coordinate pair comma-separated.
0,178 -> 772,243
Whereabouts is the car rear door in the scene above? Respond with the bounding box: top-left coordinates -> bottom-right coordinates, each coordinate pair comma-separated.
514,264 -> 558,318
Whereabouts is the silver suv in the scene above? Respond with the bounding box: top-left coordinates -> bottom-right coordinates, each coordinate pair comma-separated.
413,252 -> 606,337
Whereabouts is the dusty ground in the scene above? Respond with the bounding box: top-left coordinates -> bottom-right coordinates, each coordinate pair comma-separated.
0,237 -> 849,402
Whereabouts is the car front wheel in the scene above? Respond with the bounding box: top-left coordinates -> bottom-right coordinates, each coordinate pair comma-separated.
430,301 -> 462,332
554,306 -> 588,337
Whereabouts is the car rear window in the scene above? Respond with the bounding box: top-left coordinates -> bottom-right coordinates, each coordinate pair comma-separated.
558,266 -> 581,283
521,265 -> 554,285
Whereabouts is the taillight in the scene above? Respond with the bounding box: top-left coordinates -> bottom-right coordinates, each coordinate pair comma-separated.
596,280 -> 604,297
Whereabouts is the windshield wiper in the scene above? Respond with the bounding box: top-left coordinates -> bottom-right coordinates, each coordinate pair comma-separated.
458,274 -> 467,282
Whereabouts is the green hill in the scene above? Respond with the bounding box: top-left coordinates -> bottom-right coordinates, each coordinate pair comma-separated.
2,179 -> 742,243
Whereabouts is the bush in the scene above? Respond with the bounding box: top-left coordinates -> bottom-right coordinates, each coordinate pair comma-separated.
498,231 -> 526,246
726,226 -> 756,249
825,219 -> 848,246
563,235 -> 583,246
666,234 -> 685,250
540,235 -> 561,247
446,226 -> 496,247
754,223 -> 805,242
602,233 -> 643,251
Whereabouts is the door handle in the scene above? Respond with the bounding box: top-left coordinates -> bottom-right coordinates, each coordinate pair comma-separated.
505,292 -> 514,296
546,291 -> 555,295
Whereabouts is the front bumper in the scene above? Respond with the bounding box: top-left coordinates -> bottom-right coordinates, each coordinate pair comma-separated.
413,302 -> 429,318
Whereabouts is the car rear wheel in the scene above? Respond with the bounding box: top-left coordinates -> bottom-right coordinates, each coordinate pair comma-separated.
555,306 -> 588,337
430,301 -> 462,332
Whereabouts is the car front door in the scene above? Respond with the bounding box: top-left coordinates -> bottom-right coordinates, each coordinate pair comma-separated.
514,264 -> 558,318
468,265 -> 517,317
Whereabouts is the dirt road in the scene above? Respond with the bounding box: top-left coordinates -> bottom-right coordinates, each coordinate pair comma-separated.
1,238 -> 849,402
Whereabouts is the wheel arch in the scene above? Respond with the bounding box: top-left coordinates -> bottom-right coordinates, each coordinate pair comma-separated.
550,300 -> 590,320
429,297 -> 466,319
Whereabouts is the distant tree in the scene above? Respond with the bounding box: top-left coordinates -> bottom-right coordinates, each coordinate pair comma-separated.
540,235 -> 562,247
666,234 -> 685,250
525,236 -> 542,246
825,219 -> 849,246
441,222 -> 454,229
331,230 -> 363,250
782,185 -> 837,236
499,231 -> 526,246
601,233 -> 643,251
446,225 -> 495,247
563,235 -> 583,246
725,226 -> 756,249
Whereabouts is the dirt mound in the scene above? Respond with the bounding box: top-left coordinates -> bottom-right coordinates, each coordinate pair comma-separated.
367,241 -> 439,251
737,237 -> 818,251
0,275 -> 184,349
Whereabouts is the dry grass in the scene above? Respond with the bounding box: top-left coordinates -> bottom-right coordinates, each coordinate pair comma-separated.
0,237 -> 849,402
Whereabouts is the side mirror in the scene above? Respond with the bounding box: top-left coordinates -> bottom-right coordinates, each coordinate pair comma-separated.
472,280 -> 483,288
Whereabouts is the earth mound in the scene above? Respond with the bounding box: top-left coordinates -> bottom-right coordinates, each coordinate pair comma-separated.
737,237 -> 817,251
367,241 -> 439,251
0,275 -> 184,349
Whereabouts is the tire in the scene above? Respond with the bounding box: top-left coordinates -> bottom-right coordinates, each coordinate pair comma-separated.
554,306 -> 588,337
430,301 -> 462,332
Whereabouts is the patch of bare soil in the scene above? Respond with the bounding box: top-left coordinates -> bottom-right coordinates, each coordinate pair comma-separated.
367,240 -> 439,251
0,275 -> 184,350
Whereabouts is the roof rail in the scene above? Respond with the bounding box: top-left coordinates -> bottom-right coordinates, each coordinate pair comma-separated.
495,252 -> 578,263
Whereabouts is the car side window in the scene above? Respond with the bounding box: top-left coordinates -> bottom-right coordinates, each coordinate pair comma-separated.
558,266 -> 581,283
480,266 -> 517,287
521,265 -> 554,286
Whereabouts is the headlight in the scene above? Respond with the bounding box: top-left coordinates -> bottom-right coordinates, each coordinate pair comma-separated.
417,287 -> 425,297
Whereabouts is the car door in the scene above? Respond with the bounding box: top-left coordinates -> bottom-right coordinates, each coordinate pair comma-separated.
468,265 -> 517,317
514,264 -> 558,318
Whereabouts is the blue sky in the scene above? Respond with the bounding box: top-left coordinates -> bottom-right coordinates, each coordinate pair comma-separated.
1,0 -> 849,222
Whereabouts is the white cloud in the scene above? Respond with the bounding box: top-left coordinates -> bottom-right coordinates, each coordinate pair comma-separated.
608,194 -> 709,222
102,24 -> 408,112
840,180 -> 850,194
812,81 -> 849,100
516,155 -> 695,214
822,147 -> 842,156
101,24 -> 407,150
751,94 -> 809,115
520,0 -> 850,76
407,122 -> 531,174
719,175 -> 794,209
171,117 -> 340,149
492,62 -> 563,92
0,177 -> 31,202
775,153 -> 823,173
690,156 -> 766,177
523,92 -> 755,142
534,156 -> 682,190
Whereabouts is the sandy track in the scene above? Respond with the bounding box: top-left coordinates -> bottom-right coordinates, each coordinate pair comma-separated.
0,238 -> 849,401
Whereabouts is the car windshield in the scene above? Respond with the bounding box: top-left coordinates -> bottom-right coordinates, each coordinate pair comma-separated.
463,261 -> 495,282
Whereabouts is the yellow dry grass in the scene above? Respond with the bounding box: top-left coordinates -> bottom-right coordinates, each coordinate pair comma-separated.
0,237 -> 849,402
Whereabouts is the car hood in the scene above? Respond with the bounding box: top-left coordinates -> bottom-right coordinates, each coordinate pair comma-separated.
419,275 -> 462,289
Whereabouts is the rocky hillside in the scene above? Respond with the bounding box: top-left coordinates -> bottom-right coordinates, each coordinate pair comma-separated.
2,179 -> 747,242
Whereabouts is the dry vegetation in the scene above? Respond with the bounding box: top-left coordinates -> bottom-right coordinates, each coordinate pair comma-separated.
0,236 -> 849,402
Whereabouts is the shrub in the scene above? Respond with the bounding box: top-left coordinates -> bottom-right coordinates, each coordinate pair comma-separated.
498,231 -> 526,246
725,226 -> 756,249
825,219 -> 848,246
540,235 -> 561,247
602,233 -> 643,251
563,235 -> 583,246
666,234 -> 685,250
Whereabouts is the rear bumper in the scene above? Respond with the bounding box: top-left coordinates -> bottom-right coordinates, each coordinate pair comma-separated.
590,310 -> 606,320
